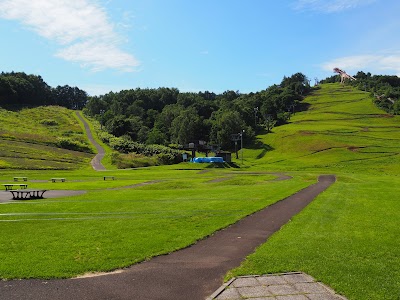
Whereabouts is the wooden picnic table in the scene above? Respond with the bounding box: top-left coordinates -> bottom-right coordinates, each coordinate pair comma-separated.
103,176 -> 115,180
9,189 -> 47,200
51,178 -> 66,182
2,183 -> 28,191
13,177 -> 28,182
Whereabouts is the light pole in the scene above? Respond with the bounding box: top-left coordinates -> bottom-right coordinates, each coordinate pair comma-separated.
254,107 -> 258,127
240,130 -> 244,164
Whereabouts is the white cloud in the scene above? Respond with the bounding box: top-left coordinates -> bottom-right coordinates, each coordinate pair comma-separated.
321,52 -> 400,76
0,0 -> 139,71
292,0 -> 377,13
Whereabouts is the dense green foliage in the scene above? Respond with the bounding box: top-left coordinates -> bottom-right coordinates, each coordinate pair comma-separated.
0,72 -> 88,109
84,72 -> 312,150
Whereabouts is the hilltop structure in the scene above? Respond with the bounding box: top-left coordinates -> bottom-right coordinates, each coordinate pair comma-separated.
333,67 -> 356,84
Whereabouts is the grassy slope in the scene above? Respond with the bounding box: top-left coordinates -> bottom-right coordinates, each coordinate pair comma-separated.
0,106 -> 93,170
229,84 -> 400,300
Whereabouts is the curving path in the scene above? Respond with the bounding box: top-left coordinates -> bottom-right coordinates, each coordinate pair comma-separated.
0,175 -> 336,300
75,111 -> 106,171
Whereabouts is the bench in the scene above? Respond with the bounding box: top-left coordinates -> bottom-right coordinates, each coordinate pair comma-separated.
103,176 -> 115,180
51,178 -> 66,182
13,177 -> 28,182
9,189 -> 47,200
2,184 -> 28,191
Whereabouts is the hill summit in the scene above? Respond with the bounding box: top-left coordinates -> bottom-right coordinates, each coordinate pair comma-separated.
249,83 -> 400,174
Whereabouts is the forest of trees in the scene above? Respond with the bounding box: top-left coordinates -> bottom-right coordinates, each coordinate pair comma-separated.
0,72 -> 88,110
84,72 -> 312,151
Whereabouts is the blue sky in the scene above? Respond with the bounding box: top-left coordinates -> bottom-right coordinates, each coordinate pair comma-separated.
1,0 -> 400,96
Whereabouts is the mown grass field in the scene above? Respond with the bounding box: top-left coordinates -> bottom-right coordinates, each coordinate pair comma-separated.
0,83 -> 399,299
0,168 -> 311,278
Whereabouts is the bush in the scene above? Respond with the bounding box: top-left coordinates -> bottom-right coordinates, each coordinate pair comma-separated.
40,119 -> 59,126
156,153 -> 176,165
56,137 -> 93,153
111,152 -> 158,168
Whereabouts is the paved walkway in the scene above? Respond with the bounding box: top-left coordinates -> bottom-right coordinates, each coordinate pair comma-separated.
208,272 -> 347,300
75,111 -> 106,171
0,175 -> 336,300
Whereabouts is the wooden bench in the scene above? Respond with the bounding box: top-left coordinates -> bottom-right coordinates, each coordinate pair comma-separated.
2,184 -> 28,191
9,189 -> 47,200
51,178 -> 66,182
103,176 -> 115,180
13,177 -> 28,182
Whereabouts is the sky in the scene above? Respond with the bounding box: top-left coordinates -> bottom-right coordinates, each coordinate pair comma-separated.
1,0 -> 400,96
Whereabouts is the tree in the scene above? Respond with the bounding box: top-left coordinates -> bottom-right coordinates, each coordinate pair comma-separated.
170,107 -> 204,145
263,114 -> 276,133
146,128 -> 168,145
210,110 -> 250,149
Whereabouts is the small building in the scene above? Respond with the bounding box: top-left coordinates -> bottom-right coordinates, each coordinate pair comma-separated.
216,151 -> 232,163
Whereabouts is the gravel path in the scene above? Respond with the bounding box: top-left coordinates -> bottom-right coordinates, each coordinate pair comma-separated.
75,111 -> 106,171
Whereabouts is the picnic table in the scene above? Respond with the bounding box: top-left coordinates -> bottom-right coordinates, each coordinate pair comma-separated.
103,176 -> 115,180
9,189 -> 47,200
13,177 -> 28,182
2,183 -> 28,191
51,178 -> 66,182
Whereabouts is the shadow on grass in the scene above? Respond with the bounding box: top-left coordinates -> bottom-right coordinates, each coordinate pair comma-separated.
205,162 -> 240,169
247,139 -> 275,160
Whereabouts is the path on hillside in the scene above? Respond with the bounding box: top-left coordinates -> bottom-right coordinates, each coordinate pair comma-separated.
75,111 -> 106,171
0,175 -> 336,300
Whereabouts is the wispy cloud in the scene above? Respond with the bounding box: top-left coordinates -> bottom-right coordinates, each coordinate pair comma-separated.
0,0 -> 139,71
292,0 -> 377,13
321,52 -> 400,76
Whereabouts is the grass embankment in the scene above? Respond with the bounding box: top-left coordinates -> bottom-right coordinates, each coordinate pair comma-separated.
229,84 -> 400,300
0,106 -> 93,169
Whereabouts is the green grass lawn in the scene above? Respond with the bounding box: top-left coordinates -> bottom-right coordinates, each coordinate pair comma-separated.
228,173 -> 400,300
0,168 -> 310,279
228,84 -> 400,299
0,84 -> 399,299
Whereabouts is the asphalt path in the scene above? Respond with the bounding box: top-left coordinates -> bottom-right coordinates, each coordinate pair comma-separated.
0,175 -> 335,300
75,111 -> 106,171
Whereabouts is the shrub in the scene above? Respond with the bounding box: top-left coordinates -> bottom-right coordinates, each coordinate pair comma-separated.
56,137 -> 93,153
40,119 -> 59,126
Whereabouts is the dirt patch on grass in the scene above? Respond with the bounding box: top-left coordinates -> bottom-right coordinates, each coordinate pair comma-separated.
299,130 -> 315,135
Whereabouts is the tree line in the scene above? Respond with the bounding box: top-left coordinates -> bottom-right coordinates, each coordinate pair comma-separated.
84,72 -> 312,151
0,72 -> 88,110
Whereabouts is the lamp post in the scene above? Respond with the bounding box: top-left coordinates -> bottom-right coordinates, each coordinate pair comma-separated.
240,130 -> 244,164
99,109 -> 105,130
254,107 -> 258,127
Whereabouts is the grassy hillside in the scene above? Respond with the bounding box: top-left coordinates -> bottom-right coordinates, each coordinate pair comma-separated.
0,106 -> 93,169
230,83 -> 400,300
246,83 -> 400,174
